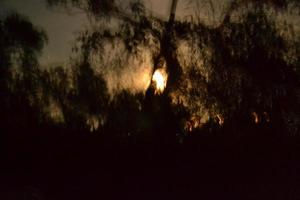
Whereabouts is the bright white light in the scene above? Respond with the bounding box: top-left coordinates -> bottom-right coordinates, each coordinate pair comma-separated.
152,68 -> 167,94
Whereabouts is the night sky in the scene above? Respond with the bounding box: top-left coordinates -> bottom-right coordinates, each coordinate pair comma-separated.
0,0 -> 229,66
0,0 -> 170,66
0,0 -> 88,66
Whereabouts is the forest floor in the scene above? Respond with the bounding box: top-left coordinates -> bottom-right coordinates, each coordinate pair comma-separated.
1,129 -> 300,200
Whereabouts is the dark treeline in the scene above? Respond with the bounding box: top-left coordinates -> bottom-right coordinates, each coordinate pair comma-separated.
1,0 -> 300,199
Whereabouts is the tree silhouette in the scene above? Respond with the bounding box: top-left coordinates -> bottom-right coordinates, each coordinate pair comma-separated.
45,0 -> 300,137
0,13 -> 48,132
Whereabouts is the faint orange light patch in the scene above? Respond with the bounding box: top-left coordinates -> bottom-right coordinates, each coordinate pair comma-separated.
152,68 -> 168,94
185,121 -> 193,132
263,112 -> 270,123
184,115 -> 205,132
216,114 -> 224,126
46,98 -> 64,124
251,112 -> 260,124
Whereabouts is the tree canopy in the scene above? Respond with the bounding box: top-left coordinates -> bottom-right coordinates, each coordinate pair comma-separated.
1,0 -> 300,139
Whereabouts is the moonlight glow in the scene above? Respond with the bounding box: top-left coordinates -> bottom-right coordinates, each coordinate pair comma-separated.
152,68 -> 168,94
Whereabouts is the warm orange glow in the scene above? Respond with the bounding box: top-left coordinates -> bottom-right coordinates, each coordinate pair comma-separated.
251,112 -> 260,124
216,114 -> 224,126
152,68 -> 167,94
86,116 -> 99,132
185,115 -> 203,132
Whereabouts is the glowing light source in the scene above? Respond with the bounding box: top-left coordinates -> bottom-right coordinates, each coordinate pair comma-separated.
185,115 -> 204,132
216,114 -> 224,126
251,112 -> 260,124
251,111 -> 270,124
152,68 -> 168,94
